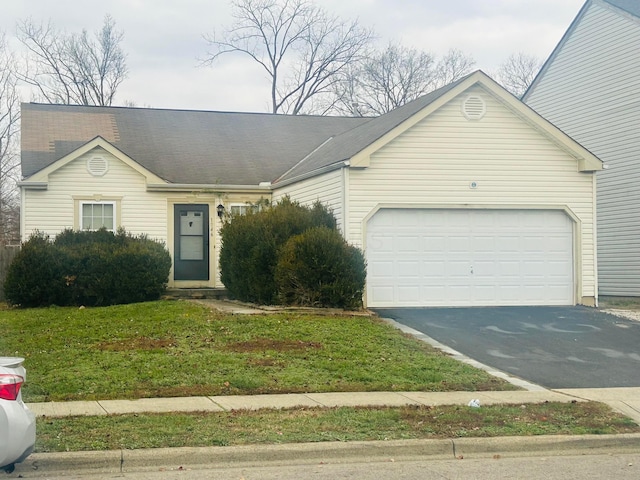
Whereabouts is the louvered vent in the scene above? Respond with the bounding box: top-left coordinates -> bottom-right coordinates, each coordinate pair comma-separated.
462,95 -> 486,120
87,155 -> 109,176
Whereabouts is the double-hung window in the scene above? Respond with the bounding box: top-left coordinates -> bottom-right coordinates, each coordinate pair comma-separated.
229,203 -> 260,216
80,201 -> 116,231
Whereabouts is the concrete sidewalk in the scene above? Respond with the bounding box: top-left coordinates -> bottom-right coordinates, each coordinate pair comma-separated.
26,388 -> 640,424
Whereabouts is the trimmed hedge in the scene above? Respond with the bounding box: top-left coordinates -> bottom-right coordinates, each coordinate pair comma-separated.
4,229 -> 171,307
219,197 -> 366,308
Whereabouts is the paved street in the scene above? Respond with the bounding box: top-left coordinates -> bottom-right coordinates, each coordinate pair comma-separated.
375,306 -> 640,389
11,453 -> 640,479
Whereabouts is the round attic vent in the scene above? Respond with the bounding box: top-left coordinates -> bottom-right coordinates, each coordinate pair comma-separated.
87,155 -> 109,176
462,95 -> 486,120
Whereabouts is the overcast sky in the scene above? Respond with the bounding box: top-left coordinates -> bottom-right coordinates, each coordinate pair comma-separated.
0,0 -> 585,112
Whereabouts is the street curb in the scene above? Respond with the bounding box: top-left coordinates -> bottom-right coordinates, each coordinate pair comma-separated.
15,434 -> 640,477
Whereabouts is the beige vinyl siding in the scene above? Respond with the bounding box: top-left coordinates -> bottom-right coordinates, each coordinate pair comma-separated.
346,86 -> 597,300
525,1 -> 640,296
22,149 -> 168,242
22,149 -> 227,288
273,168 -> 345,231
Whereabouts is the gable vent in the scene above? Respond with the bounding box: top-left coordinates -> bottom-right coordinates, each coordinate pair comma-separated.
462,95 -> 486,120
87,155 -> 109,177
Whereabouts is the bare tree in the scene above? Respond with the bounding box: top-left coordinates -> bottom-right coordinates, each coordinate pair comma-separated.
495,52 -> 543,98
17,15 -> 128,106
329,43 -> 436,116
330,45 -> 475,116
433,48 -> 476,88
0,33 -> 21,244
203,0 -> 373,114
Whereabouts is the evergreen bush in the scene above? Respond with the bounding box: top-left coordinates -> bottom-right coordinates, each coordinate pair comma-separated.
275,226 -> 366,309
220,197 -> 336,304
219,197 -> 365,308
3,232 -> 68,308
4,229 -> 171,307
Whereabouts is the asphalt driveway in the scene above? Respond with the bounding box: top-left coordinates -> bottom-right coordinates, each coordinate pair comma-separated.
374,306 -> 640,389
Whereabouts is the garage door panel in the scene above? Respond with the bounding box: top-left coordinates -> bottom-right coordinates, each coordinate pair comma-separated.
424,236 -> 447,252
549,287 -> 573,302
370,262 -> 394,279
473,237 -> 497,253
498,261 -> 520,276
448,260 -> 471,277
449,236 -> 471,251
397,236 -> 421,253
474,285 -> 497,300
473,259 -> 497,273
368,234 -> 392,252
370,286 -> 394,303
366,209 -> 574,307
547,236 -> 572,252
398,286 -> 420,303
521,236 -> 546,252
548,260 -> 572,275
497,285 -> 522,301
448,285 -> 472,298
496,236 -> 520,252
397,261 -> 420,277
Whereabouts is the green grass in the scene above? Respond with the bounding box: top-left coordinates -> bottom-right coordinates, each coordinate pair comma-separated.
599,296 -> 640,310
0,300 -> 514,402
35,402 -> 640,452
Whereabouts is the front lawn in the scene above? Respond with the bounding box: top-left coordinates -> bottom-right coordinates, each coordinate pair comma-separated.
36,402 -> 640,452
0,300 -> 514,402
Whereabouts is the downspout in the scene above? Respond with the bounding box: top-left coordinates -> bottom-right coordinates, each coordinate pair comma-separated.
592,172 -> 599,307
19,185 -> 25,242
342,166 -> 350,240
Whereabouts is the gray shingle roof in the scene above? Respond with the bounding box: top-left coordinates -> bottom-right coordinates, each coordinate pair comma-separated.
21,72 -> 475,186
21,104 -> 369,185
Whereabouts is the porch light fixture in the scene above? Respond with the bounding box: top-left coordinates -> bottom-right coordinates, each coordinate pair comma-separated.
216,204 -> 225,218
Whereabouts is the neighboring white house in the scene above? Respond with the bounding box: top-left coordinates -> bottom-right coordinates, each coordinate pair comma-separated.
523,0 -> 640,298
20,71 -> 602,307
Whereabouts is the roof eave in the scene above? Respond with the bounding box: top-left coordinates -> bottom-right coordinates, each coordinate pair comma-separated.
272,161 -> 349,189
146,183 -> 273,193
18,181 -> 48,190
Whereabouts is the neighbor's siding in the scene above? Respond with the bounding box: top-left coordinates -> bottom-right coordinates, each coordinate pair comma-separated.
346,85 -> 598,301
525,1 -> 640,296
273,168 -> 345,232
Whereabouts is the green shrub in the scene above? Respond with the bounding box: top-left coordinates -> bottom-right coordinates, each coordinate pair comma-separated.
3,232 -> 69,308
275,226 -> 366,309
220,197 -> 337,304
4,229 -> 171,307
219,197 -> 365,308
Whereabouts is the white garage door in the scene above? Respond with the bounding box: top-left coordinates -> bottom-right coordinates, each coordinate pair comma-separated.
366,209 -> 574,307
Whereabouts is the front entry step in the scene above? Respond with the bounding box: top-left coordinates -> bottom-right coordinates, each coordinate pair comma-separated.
164,288 -> 228,300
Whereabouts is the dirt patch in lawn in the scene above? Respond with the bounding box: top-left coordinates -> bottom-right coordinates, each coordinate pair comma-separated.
227,338 -> 323,353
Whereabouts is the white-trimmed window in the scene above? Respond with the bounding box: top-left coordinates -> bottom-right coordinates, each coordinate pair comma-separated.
80,201 -> 116,231
229,203 -> 260,216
